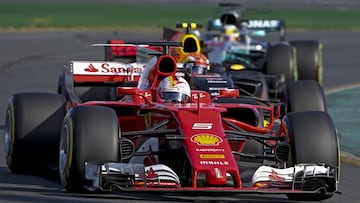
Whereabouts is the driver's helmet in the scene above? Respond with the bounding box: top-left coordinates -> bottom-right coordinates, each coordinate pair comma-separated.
222,24 -> 240,41
183,53 -> 210,75
156,76 -> 191,103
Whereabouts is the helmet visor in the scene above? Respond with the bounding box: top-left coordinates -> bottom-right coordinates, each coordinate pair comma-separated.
192,65 -> 206,75
160,92 -> 190,103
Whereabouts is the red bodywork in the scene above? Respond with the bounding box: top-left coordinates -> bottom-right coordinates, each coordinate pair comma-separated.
64,47 -> 311,194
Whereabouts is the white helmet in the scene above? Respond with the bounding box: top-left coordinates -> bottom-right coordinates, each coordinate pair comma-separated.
157,76 -> 191,103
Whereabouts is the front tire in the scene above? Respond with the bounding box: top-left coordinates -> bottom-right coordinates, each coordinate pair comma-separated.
282,111 -> 339,201
59,106 -> 120,193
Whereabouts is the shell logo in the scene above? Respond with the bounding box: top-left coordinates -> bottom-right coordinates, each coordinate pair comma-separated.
191,134 -> 223,146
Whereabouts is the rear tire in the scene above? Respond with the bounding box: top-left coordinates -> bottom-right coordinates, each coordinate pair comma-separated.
265,43 -> 297,83
285,80 -> 326,113
5,92 -> 66,173
59,106 -> 120,193
290,40 -> 323,84
282,111 -> 339,201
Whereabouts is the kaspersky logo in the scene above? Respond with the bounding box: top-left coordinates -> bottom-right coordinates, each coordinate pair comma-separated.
84,64 -> 99,72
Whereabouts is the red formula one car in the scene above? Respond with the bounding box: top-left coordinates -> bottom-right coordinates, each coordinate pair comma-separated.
4,42 -> 339,201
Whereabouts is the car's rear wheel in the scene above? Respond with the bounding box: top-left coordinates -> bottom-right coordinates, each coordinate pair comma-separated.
265,43 -> 297,83
284,80 -> 326,113
290,40 -> 323,84
5,92 -> 66,174
282,111 -> 339,201
59,106 -> 120,193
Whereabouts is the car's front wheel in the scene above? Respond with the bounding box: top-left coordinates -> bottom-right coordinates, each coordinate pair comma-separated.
282,111 -> 339,201
59,106 -> 120,193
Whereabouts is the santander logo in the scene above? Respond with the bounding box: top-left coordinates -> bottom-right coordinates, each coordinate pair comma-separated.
82,63 -> 142,74
84,64 -> 99,72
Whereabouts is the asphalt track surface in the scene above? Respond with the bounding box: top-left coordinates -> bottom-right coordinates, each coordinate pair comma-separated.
0,29 -> 360,203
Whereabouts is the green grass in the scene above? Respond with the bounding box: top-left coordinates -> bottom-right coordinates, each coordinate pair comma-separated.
0,3 -> 222,31
0,3 -> 359,31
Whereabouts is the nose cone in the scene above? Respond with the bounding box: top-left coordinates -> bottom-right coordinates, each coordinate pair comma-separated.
207,167 -> 227,185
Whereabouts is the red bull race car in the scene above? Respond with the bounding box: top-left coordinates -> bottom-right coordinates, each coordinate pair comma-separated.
4,41 -> 339,201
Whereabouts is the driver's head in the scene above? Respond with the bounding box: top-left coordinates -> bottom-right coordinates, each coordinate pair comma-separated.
222,24 -> 240,41
183,53 -> 210,75
156,76 -> 191,103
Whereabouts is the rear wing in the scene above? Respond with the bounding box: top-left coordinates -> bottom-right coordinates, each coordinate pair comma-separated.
88,41 -> 181,86
207,3 -> 286,40
67,60 -> 143,85
244,19 -> 285,40
207,18 -> 285,41
63,41 -> 181,103
62,60 -> 145,103
104,40 -> 162,61
245,19 -> 285,32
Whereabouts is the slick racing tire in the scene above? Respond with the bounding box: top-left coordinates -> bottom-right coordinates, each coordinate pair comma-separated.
290,40 -> 323,84
59,106 -> 120,193
4,92 -> 67,174
265,43 -> 297,83
282,111 -> 339,201
284,80 -> 326,113
57,73 -> 111,102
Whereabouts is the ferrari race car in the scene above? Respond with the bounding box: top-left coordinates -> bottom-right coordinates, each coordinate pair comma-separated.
4,41 -> 339,201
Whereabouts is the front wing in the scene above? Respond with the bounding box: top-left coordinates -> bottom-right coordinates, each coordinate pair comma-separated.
84,162 -> 337,196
